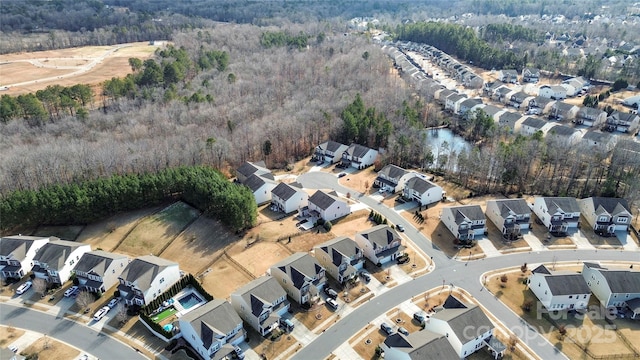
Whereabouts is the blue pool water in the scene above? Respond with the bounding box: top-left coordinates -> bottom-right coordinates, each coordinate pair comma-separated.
163,324 -> 173,332
177,293 -> 203,309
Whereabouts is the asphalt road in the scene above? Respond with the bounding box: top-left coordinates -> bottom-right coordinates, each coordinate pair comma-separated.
0,303 -> 147,360
294,171 -> 640,360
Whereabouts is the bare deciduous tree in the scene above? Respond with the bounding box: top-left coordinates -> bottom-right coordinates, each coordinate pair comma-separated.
32,278 -> 47,298
75,291 -> 93,312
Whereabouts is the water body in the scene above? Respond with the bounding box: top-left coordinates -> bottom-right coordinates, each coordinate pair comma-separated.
423,128 -> 472,168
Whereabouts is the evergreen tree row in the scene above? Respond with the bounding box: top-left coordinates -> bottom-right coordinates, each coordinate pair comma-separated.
1,84 -> 93,124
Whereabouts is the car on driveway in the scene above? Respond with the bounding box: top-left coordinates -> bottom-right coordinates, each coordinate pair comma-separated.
93,306 -> 111,321
359,271 -> 371,283
396,224 -> 405,232
326,298 -> 339,310
338,172 -> 347,178
64,286 -> 79,297
380,322 -> 394,335
324,287 -> 338,299
16,281 -> 32,295
107,297 -> 120,309
8,345 -> 18,353
233,346 -> 245,359
398,326 -> 409,336
413,311 -> 428,324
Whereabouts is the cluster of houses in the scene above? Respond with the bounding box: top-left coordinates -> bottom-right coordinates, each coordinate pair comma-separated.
439,196 -> 632,243
528,262 -> 640,320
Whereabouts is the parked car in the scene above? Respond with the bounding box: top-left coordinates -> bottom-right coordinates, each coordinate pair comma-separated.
398,326 -> 409,336
233,346 -> 245,360
16,281 -> 32,295
396,254 -> 410,264
9,345 -> 18,353
380,322 -> 394,335
107,297 -> 120,309
359,271 -> 371,283
93,306 -> 111,321
338,172 -> 347,178
396,224 -> 405,232
326,298 -> 339,310
279,318 -> 295,332
324,287 -> 338,299
413,311 -> 428,324
64,286 -> 79,297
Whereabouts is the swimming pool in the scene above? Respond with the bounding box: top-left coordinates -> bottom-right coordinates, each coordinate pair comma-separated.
177,292 -> 203,309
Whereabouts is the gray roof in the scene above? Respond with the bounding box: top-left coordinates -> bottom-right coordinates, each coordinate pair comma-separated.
548,125 -> 577,137
532,264 -> 552,275
74,250 -> 128,276
523,67 -> 540,76
491,199 -> 531,218
586,197 -> 631,217
545,274 -> 591,295
384,331 -> 458,359
437,89 -> 455,99
180,299 -> 241,349
447,93 -> 467,103
481,105 -> 503,117
357,225 -> 401,249
554,101 -> 577,113
608,111 -> 638,122
511,91 -> 531,102
345,144 -> 374,158
501,69 -> 518,76
446,205 -> 485,224
432,305 -> 493,342
0,236 -> 50,260
498,112 -> 522,127
272,253 -> 324,290
233,276 -> 286,318
582,131 -> 612,143
531,96 -> 555,107
33,239 -> 87,271
405,177 -> 438,194
318,141 -> 346,153
485,81 -> 506,90
119,255 -> 178,292
460,98 -> 483,109
244,174 -> 275,192
578,107 -> 606,118
544,85 -> 567,93
308,190 -> 342,210
377,164 -> 408,181
271,182 -> 301,201
542,197 -> 580,214
237,161 -> 269,180
315,237 -> 360,265
600,270 -> 640,293
496,87 -> 513,97
522,117 -> 547,129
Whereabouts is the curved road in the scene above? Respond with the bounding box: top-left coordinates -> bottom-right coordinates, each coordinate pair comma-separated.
294,171 -> 640,360
0,303 -> 147,360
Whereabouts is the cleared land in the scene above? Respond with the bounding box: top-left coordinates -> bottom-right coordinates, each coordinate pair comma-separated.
22,335 -> 80,360
0,325 -> 25,348
199,257 -> 254,300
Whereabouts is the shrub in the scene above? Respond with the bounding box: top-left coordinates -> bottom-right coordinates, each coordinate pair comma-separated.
323,221 -> 332,231
500,274 -> 508,283
114,290 -> 121,298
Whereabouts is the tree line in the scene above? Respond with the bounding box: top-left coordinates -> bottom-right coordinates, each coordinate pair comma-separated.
0,166 -> 257,233
480,23 -> 543,43
339,94 -> 393,148
1,84 -> 93,125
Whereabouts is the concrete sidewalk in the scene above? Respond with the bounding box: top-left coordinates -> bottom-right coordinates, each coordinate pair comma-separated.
476,239 -> 501,258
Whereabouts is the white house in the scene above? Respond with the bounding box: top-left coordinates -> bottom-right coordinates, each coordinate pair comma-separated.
74,250 -> 129,294
402,177 -> 444,207
314,141 -> 348,164
313,236 -> 364,284
271,182 -> 308,214
423,295 -> 495,359
381,331 -> 459,360
244,173 -> 277,205
539,85 -> 567,100
575,107 -> 607,127
0,235 -> 51,280
341,144 -> 379,169
516,117 -> 547,137
354,225 -> 404,266
269,253 -> 326,305
522,68 -> 541,83
117,255 -> 181,306
31,239 -> 92,286
498,69 -> 519,83
231,276 -> 289,336
579,197 -> 632,236
546,125 -> 581,146
582,263 -> 640,316
374,164 -> 418,193
528,265 -> 591,311
606,111 -> 640,134
532,197 -> 581,235
440,205 -> 487,242
445,93 -> 467,114
485,199 -> 531,239
236,161 -> 270,184
178,299 -> 245,360
306,190 -> 350,222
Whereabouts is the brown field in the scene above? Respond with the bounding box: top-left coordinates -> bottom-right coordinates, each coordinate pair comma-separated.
329,210 -> 377,239
246,327 -> 298,360
0,42 -> 163,95
199,257 -> 254,300
282,231 -> 335,253
338,167 -> 378,194
291,301 -> 334,332
351,326 -> 386,360
0,326 -> 25,348
485,219 -> 530,251
227,241 -> 292,278
33,225 -> 84,241
22,335 -> 80,360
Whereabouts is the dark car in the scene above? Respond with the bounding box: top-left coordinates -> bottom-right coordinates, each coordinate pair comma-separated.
413,311 -> 428,324
324,287 -> 338,299
396,254 -> 410,264
396,224 -> 405,232
359,271 -> 371,282
380,322 -> 394,335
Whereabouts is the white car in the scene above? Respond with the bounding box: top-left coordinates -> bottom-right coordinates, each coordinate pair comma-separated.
16,281 -> 32,295
107,297 -> 120,309
9,345 -> 18,353
93,306 -> 111,321
64,286 -> 79,297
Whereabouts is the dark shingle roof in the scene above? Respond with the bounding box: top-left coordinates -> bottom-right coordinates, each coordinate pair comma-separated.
554,102 -> 577,113
588,197 -> 631,216
33,239 -> 87,271
74,250 -> 127,276
244,174 -> 275,192
491,199 -> 531,218
442,295 -> 467,309
316,237 -> 360,265
377,164 -> 408,181
405,177 -> 438,194
357,225 -> 400,249
346,144 -> 374,158
600,270 -> 640,293
582,131 -> 612,143
384,331 -> 458,359
119,255 -> 178,292
548,125 -> 577,137
481,105 -> 503,117
180,300 -> 241,349
432,306 -> 493,342
522,117 -> 547,129
237,161 -> 269,180
446,205 -> 485,224
578,107 -> 606,118
318,141 -> 346,153
271,182 -> 299,201
532,264 -> 552,274
460,98 -> 483,109
447,93 -> 467,103
272,253 -> 324,290
308,190 -> 341,210
532,96 -> 555,107
0,236 -> 50,259
543,197 -> 580,214
545,274 -> 591,295
233,276 -> 286,318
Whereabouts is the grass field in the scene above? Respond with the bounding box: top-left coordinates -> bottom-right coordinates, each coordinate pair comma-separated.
151,307 -> 178,323
32,225 -> 84,241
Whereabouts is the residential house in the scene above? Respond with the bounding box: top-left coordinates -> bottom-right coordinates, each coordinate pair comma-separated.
0,236 -> 51,280
354,225 -> 405,266
341,144 -> 378,169
528,265 -> 591,311
532,197 -> 581,235
509,91 -> 534,110
374,164 -> 418,193
315,141 -> 348,164
516,117 -> 547,136
74,250 -> 129,294
464,74 -> 484,89
550,101 -> 579,121
546,125 -> 581,146
527,96 -> 556,114
271,182 -> 308,214
539,85 -> 567,100
426,84 -> 446,101
269,253 -> 326,305
458,98 -> 483,117
117,255 -> 181,306
478,104 -> 505,121
485,199 -> 531,239
236,161 -> 270,184
440,205 -> 487,242
445,93 -> 467,114
381,331 -> 459,360
563,77 -> 590,93
313,237 -> 364,284
579,197 -> 632,236
305,190 -> 350,222
483,81 -> 506,98
575,107 -> 607,127
606,111 -> 640,134
402,177 -> 444,207
495,87 -> 516,104
497,112 -> 522,133
560,83 -> 578,97
244,173 -> 277,205
582,263 -> 640,317
231,276 -> 289,336
423,295 -> 497,359
178,299 -> 245,360
522,67 -> 541,83
580,131 -> 616,151
31,239 -> 91,285
434,88 -> 455,104
498,69 -> 519,83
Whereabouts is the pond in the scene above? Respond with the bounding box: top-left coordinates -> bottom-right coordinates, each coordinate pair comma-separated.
422,128 -> 473,169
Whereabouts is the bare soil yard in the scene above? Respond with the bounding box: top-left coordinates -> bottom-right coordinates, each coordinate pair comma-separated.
0,325 -> 25,347
246,327 -> 298,360
22,335 -> 80,360
227,241 -> 292,278
199,257 -> 254,300
329,209 -> 376,239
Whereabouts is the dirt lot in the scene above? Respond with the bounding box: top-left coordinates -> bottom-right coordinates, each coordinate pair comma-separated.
227,241 -> 292,278
246,327 -> 299,360
200,257 -> 255,300
22,335 -> 80,360
0,325 -> 25,348
327,209 -> 374,239
0,42 -> 162,95
338,167 -> 378,194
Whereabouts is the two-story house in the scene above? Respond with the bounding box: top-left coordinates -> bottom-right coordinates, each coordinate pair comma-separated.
546,125 -> 581,146
606,111 -> 640,134
583,262 -> 640,315
31,239 -> 91,286
231,276 -> 289,336
434,88 -> 455,104
313,237 -> 364,284
179,299 -> 245,360
341,144 -> 379,169
459,98 -> 483,118
522,67 -> 541,83
580,131 -> 616,151
445,93 -> 468,114
532,197 -> 581,235
527,96 -> 556,114
579,197 -> 632,236
244,173 -> 277,206
482,81 -> 506,98
498,69 -> 519,83
374,165 -> 418,193
549,102 -> 579,121
269,253 -> 326,305
117,255 -> 181,306
423,295 -> 496,359
305,190 -> 350,223
539,85 -> 567,100
485,199 -> 531,239
271,182 -> 308,214
236,161 -> 270,184
528,265 -> 591,311
354,225 -> 404,266
315,141 -> 348,164
509,91 -> 534,110
0,235 -> 51,280
381,330 -> 458,360
516,116 -> 547,137
497,112 -> 523,133
495,87 -> 516,104
440,205 -> 487,243
402,177 -> 444,207
73,250 -> 129,294
575,107 -> 607,127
